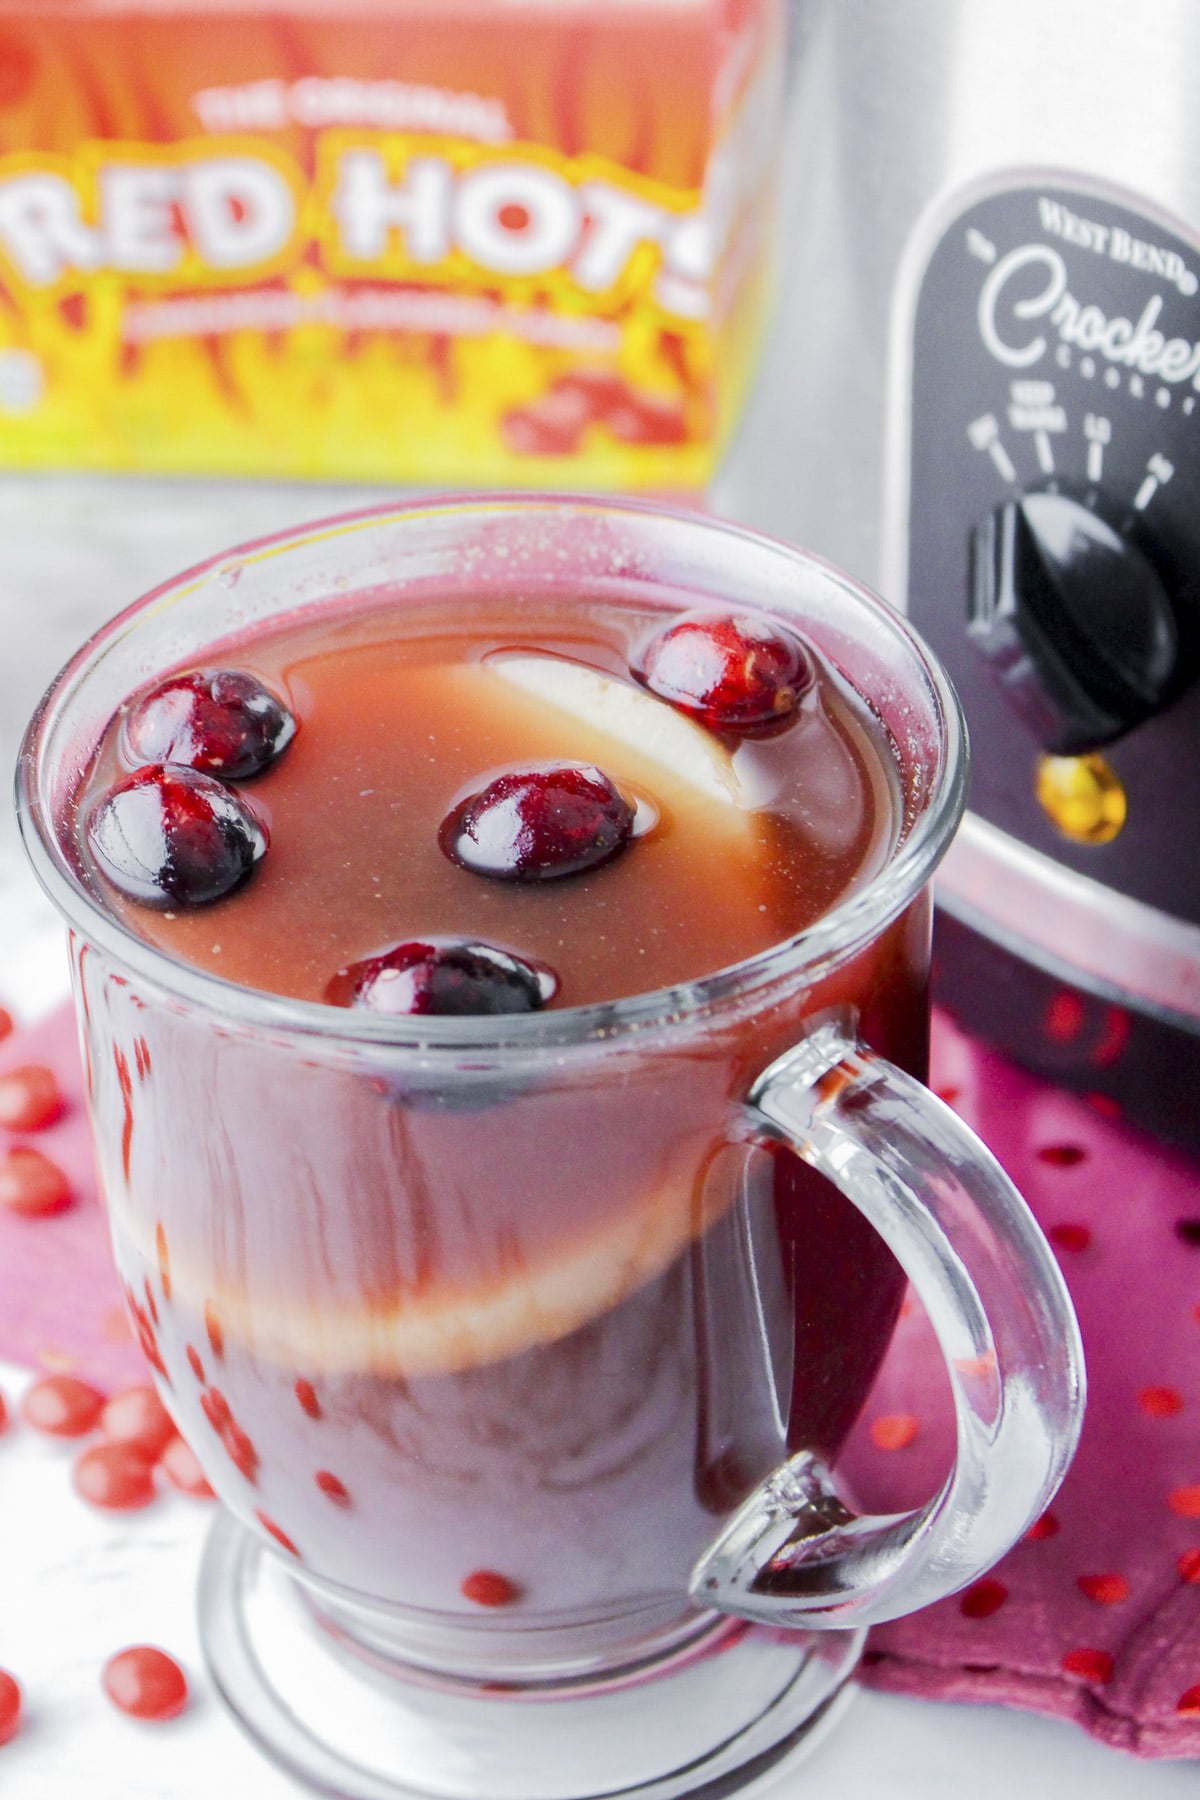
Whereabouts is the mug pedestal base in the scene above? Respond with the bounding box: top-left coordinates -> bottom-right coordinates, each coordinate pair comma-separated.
198,1514 -> 864,1800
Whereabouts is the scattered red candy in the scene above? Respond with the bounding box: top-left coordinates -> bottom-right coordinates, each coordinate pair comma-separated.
461,1569 -> 521,1608
73,1442 -> 156,1510
1036,1143 -> 1087,1167
0,1007 -> 12,1043
155,1221 -> 170,1297
1048,1222 -> 1092,1254
1178,1547 -> 1200,1584
222,1418 -> 259,1484
255,1510 -> 300,1557
86,763 -> 268,908
158,1434 -> 216,1500
121,668 -> 296,781
1077,1573 -> 1130,1606
638,609 -> 814,733
959,1578 -> 1008,1619
21,1373 -> 105,1437
869,1413 -> 920,1451
1044,990 -> 1086,1043
441,763 -> 635,882
100,1385 -> 175,1459
1062,1647 -> 1115,1684
328,937 -> 555,1016
0,1669 -> 21,1746
102,1645 -> 188,1721
315,1469 -> 351,1507
294,1378 -> 321,1420
199,1386 -> 231,1433
0,1146 -> 72,1216
1085,1090 -> 1123,1120
1138,1385 -> 1184,1419
0,1063 -> 63,1130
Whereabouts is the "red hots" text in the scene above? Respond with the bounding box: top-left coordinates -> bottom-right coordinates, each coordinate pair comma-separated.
0,139 -> 715,319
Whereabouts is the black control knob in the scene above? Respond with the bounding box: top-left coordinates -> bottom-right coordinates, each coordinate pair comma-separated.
968,491 -> 1180,755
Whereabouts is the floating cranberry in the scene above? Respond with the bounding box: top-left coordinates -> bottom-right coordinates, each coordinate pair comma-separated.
0,1670 -> 20,1746
0,1063 -> 62,1130
21,1374 -> 105,1437
73,1442 -> 156,1510
122,668 -> 295,780
100,1385 -> 175,1459
441,763 -> 634,882
0,1146 -> 71,1216
328,938 -> 556,1016
158,1435 -> 215,1500
638,610 -> 814,732
87,763 -> 267,907
102,1646 -> 188,1721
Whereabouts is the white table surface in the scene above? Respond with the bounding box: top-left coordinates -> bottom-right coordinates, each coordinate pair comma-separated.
0,474 -> 1194,1796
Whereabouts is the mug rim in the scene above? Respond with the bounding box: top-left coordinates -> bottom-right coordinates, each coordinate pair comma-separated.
15,493 -> 968,1051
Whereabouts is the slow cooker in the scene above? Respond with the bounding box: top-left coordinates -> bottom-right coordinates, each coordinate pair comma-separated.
721,0 -> 1200,1147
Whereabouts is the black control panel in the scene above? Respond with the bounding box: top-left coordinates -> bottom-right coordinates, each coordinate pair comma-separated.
905,180 -> 1200,923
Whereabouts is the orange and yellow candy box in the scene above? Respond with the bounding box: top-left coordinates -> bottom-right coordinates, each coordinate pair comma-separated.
0,0 -> 784,488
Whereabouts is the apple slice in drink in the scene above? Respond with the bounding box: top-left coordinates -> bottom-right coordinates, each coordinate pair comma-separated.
476,652 -> 774,828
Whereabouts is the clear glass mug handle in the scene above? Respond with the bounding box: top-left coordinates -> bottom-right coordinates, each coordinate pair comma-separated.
690,1018 -> 1086,1629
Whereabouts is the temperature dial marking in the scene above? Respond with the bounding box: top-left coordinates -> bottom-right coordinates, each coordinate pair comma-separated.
1008,381 -> 1066,476
968,412 -> 1016,482
1084,414 -> 1111,484
1134,453 -> 1175,511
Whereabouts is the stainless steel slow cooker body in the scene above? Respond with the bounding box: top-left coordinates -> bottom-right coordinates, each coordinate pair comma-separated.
721,0 -> 1200,1144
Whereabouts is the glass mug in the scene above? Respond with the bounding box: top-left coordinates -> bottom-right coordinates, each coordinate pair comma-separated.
17,499 -> 1084,1800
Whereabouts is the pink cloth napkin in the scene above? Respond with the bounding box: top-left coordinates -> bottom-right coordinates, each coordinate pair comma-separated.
844,1011 -> 1200,1759
1,1000 -> 1198,1755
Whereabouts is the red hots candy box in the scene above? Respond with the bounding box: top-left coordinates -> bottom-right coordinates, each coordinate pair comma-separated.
0,0 -> 783,488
